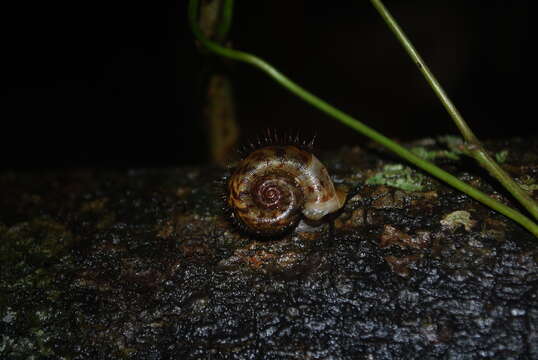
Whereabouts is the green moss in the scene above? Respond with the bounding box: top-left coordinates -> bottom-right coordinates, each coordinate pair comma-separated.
366,164 -> 429,192
410,146 -> 461,161
437,135 -> 465,152
0,218 -> 73,263
517,175 -> 538,194
495,150 -> 509,164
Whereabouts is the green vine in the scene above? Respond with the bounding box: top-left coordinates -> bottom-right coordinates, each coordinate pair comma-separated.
188,0 -> 538,238
370,0 -> 538,221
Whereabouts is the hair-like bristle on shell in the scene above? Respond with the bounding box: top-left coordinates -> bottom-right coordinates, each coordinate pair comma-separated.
236,128 -> 317,160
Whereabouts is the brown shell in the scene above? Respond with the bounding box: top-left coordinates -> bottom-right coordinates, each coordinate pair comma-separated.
227,145 -> 346,236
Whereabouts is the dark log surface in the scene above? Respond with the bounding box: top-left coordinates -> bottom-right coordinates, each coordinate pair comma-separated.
1,138 -> 537,359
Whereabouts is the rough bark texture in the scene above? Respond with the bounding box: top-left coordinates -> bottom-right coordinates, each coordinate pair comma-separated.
1,138 -> 537,359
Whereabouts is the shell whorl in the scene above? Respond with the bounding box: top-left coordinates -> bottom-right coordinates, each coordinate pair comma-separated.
227,145 -> 346,236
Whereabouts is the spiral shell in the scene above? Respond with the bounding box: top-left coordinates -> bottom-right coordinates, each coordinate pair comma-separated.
227,145 -> 346,236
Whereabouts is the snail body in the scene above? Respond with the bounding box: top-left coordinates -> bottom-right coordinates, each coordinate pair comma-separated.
227,145 -> 346,236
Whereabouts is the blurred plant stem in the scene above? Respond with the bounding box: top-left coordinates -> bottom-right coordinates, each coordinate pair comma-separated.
370,0 -> 538,221
195,0 -> 238,165
188,0 -> 538,238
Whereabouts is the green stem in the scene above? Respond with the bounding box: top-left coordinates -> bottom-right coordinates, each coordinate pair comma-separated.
369,0 -> 538,221
188,0 -> 538,238
215,0 -> 234,42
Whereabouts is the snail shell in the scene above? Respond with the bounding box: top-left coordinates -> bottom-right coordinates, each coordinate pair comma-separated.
227,145 -> 346,236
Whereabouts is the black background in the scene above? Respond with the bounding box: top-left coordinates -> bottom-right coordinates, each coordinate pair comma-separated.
1,1 -> 533,169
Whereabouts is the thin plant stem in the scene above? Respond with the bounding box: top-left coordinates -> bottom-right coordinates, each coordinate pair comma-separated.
215,0 -> 234,42
369,0 -> 538,221
188,0 -> 538,238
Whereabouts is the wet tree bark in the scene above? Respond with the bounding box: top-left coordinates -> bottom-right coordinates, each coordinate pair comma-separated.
1,137 -> 537,359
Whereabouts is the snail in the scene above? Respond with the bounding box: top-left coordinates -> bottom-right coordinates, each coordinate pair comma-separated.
226,143 -> 346,236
